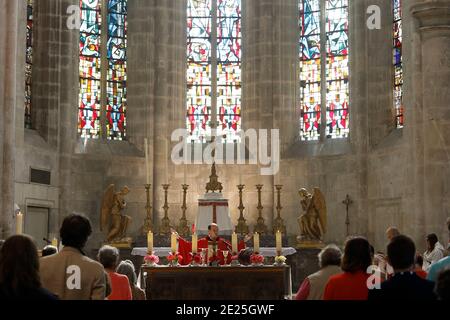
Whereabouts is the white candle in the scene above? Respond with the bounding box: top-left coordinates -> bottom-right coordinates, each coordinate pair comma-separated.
147,231 -> 153,254
52,238 -> 58,248
254,232 -> 260,254
232,232 -> 238,254
144,138 -> 150,185
276,231 -> 282,255
171,232 -> 177,253
192,233 -> 198,253
16,212 -> 23,235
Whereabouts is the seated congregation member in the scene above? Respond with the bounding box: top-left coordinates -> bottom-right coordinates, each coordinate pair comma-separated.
296,245 -> 342,300
323,237 -> 373,300
117,260 -> 146,300
0,235 -> 57,300
40,214 -> 107,300
427,251 -> 450,283
423,233 -> 445,271
98,246 -> 132,300
414,254 -> 427,279
368,235 -> 436,300
42,245 -> 58,257
435,268 -> 450,301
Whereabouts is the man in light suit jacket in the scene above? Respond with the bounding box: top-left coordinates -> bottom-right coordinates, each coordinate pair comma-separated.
40,214 -> 107,300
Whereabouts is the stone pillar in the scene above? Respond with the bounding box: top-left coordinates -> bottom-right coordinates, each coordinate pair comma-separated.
0,0 -> 18,238
411,1 -> 450,239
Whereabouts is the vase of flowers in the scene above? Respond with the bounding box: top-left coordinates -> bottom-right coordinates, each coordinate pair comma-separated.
144,253 -> 160,267
167,252 -> 183,267
250,253 -> 265,266
274,255 -> 287,266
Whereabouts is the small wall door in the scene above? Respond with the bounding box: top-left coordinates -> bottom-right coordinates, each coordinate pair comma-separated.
25,206 -> 49,249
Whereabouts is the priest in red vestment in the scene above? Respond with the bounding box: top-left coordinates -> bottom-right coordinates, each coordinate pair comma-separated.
176,224 -> 250,266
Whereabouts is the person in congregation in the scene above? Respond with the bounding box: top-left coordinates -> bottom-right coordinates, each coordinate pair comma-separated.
423,233 -> 445,271
98,245 -> 132,300
176,223 -> 251,266
435,268 -> 450,301
296,244 -> 342,300
40,214 -> 107,300
368,235 -> 436,300
0,239 -> 4,250
0,235 -> 57,300
323,237 -> 373,300
42,245 -> 58,257
427,246 -> 450,283
117,260 -> 146,300
414,254 -> 428,279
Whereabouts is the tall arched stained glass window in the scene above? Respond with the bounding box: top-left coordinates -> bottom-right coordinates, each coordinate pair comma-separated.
187,0 -> 242,143
79,0 -> 127,140
25,0 -> 34,128
393,0 -> 403,128
299,0 -> 349,141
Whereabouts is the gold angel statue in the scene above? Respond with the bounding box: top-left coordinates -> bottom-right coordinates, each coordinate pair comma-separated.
298,188 -> 327,243
101,185 -> 132,245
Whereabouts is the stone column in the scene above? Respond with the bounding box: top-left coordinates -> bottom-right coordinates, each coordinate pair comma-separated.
411,1 -> 450,239
0,0 -> 18,238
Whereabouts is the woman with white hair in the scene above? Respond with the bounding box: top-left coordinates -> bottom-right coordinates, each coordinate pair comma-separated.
117,260 -> 146,300
98,245 -> 132,300
295,244 -> 342,300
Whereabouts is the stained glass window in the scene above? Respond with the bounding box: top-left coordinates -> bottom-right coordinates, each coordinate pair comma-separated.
187,0 -> 242,143
299,0 -> 349,141
79,0 -> 127,140
393,0 -> 403,128
25,0 -> 34,128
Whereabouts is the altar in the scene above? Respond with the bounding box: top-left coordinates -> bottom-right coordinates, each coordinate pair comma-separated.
141,265 -> 292,300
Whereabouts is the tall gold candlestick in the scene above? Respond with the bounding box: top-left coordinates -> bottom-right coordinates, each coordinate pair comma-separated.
177,184 -> 190,237
142,184 -> 153,235
254,184 -> 268,234
273,185 -> 286,235
235,184 -> 249,235
159,184 -> 171,235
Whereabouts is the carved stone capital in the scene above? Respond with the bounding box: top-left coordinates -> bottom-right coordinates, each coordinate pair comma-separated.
412,1 -> 450,34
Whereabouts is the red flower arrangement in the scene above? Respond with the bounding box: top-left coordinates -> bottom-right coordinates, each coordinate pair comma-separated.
167,252 -> 183,265
250,253 -> 265,265
144,254 -> 160,265
193,254 -> 203,265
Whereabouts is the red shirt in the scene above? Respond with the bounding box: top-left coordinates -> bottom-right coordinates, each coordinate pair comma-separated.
323,271 -> 370,300
107,272 -> 132,301
415,269 -> 428,279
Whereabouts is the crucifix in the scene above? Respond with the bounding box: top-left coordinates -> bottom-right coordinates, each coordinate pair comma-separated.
342,195 -> 353,237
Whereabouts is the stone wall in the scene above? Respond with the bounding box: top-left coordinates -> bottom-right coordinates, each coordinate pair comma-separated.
2,0 -> 449,256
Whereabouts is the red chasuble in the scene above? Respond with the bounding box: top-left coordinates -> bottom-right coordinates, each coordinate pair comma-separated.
178,236 -> 245,266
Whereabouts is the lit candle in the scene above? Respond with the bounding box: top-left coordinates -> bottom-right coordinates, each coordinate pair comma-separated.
15,212 -> 23,235
232,232 -> 238,254
192,233 -> 198,253
254,232 -> 260,254
171,232 -> 177,253
144,138 -> 150,185
276,230 -> 282,256
52,238 -> 58,248
147,231 -> 153,254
